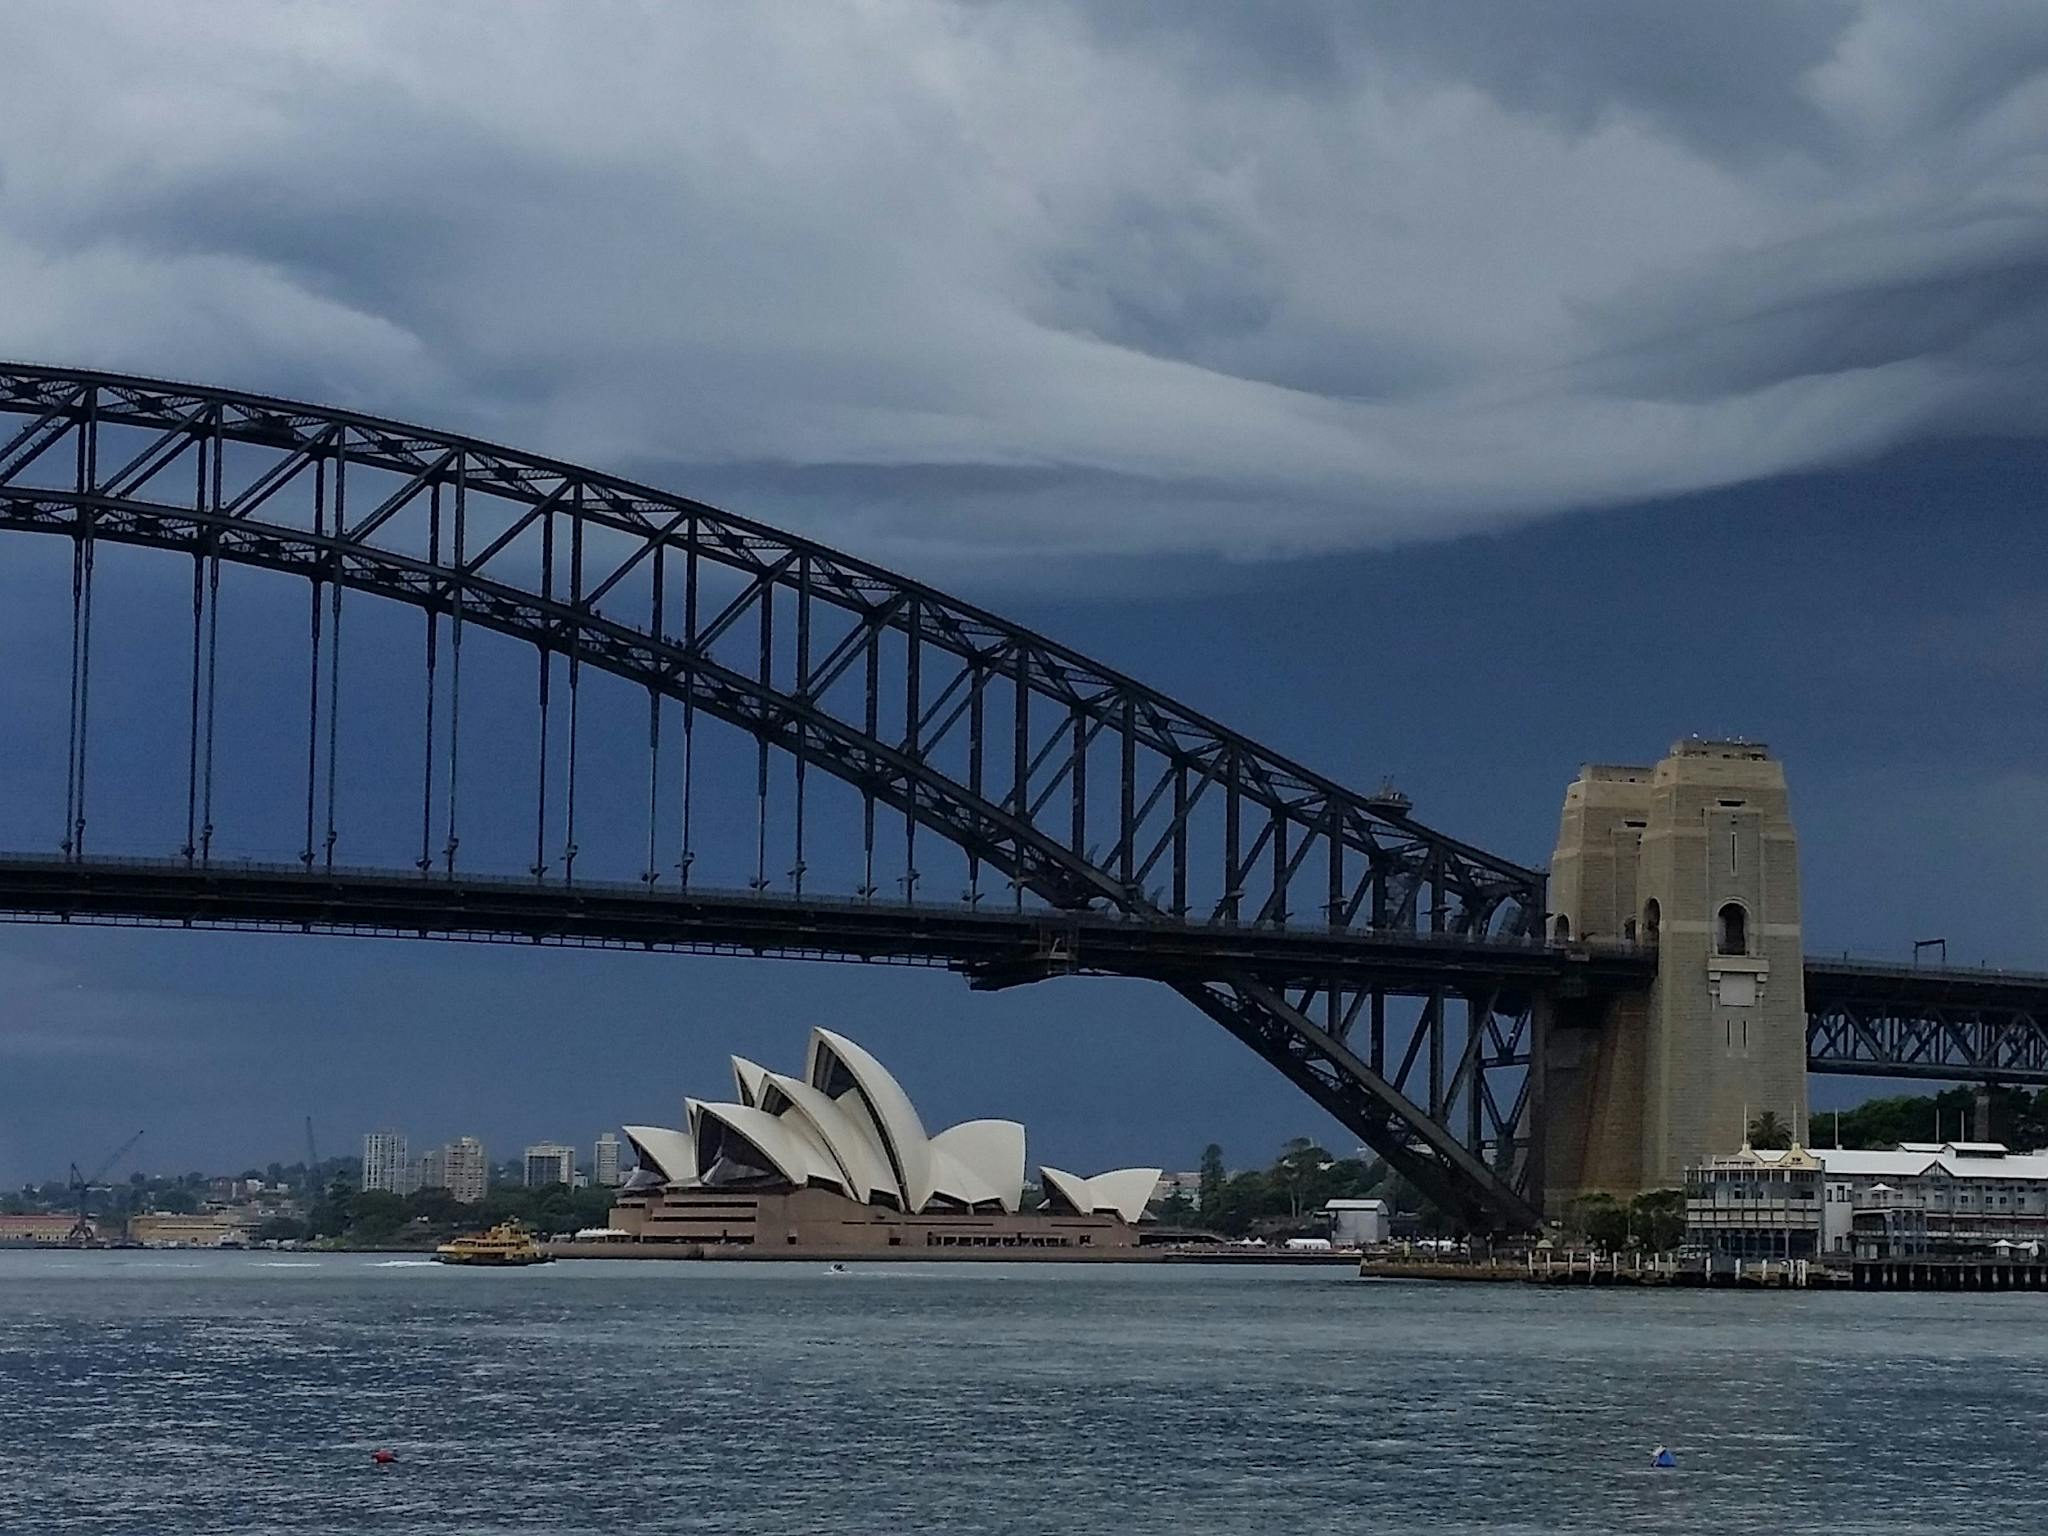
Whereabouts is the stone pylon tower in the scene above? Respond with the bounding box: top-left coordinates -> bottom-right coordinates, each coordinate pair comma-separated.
1542,739 -> 1808,1208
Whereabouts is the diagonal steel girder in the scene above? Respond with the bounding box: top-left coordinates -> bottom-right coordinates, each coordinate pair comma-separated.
1172,971 -> 1540,1233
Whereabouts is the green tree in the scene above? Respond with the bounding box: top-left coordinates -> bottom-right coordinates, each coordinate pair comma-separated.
1205,1169 -> 1277,1236
1813,1085 -> 2047,1152
1569,1194 -> 1630,1252
1145,1139 -> 1452,1238
349,1190 -> 408,1242
1747,1110 -> 1792,1150
1630,1189 -> 1686,1252
151,1186 -> 199,1215
1156,1190 -> 1197,1225
403,1188 -> 465,1229
1274,1137 -> 1329,1219
1197,1143 -> 1226,1214
306,1177 -> 355,1239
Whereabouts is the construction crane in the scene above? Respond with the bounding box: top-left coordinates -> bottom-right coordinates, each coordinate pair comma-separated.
69,1129 -> 145,1194
67,1130 -> 144,1242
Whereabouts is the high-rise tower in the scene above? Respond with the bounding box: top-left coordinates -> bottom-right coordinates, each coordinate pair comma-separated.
593,1132 -> 623,1188
445,1137 -> 488,1204
361,1129 -> 410,1193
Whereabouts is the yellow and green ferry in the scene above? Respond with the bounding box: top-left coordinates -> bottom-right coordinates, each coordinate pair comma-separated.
433,1222 -> 554,1267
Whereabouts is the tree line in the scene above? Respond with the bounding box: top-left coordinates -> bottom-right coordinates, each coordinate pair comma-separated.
1805,1085 -> 2048,1150
1155,1139 -> 1399,1238
264,1179 -> 621,1247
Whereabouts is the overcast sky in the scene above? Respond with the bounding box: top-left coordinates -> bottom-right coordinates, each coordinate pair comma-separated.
0,4 -> 2044,1183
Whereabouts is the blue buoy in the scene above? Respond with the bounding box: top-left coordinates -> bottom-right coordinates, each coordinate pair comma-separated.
1651,1446 -> 1676,1469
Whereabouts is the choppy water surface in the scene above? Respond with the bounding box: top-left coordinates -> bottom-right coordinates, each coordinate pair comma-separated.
0,1253 -> 2041,1534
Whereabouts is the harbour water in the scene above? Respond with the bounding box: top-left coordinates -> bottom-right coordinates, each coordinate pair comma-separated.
1,1251 -> 2042,1534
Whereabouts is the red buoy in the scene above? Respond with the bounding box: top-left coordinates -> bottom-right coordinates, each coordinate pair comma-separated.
371,1449 -> 397,1465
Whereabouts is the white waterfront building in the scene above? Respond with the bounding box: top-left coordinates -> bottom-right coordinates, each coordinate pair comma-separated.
1688,1140 -> 2048,1261
1324,1197 -> 1391,1247
1816,1141 -> 2048,1257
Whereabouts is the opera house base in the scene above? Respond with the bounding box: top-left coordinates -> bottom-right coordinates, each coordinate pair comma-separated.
606,1184 -> 1145,1258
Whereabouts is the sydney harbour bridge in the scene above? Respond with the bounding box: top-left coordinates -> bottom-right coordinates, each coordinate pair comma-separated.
2,364 -> 2044,1233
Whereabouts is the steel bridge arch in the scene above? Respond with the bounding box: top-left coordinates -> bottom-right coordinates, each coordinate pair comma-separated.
0,363 -> 1550,1229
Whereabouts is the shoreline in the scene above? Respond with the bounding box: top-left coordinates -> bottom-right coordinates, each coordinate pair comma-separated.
543,1241 -> 1362,1265
0,1240 -> 1362,1266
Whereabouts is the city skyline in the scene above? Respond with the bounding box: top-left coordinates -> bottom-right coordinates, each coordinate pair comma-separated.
9,1111 -> 1319,1195
9,1124 -> 627,1193
355,1129 -> 623,1198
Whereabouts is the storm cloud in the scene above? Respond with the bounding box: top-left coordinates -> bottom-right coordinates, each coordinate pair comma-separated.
1,2 -> 2043,564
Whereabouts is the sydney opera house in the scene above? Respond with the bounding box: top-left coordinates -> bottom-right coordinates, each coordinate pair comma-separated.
612,1028 -> 1161,1255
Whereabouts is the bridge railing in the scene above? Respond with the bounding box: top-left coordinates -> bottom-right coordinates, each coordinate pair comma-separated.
0,849 -> 1610,952
1805,954 -> 2048,988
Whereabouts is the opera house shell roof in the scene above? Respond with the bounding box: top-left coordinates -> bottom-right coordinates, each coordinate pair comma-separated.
622,1028 -> 1159,1224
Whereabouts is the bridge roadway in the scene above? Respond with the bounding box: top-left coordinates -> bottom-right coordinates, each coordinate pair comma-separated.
0,854 -> 1642,998
4,855 -> 2045,1087
1805,956 -> 2048,1085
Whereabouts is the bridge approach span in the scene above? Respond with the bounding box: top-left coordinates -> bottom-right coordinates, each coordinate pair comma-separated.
1804,959 -> 2048,1086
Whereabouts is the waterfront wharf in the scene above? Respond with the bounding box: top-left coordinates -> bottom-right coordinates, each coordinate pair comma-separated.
1852,1258 -> 2048,1291
1361,1251 -> 1684,1286
545,1240 -> 1361,1265
1359,1252 -> 1846,1288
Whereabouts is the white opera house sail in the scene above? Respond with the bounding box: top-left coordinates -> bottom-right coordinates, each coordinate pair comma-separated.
612,1028 -> 1161,1255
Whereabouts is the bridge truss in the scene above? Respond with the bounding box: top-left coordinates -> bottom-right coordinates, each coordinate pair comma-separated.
8,367 -> 2040,1231
0,364 -> 1555,1230
1806,960 -> 2048,1086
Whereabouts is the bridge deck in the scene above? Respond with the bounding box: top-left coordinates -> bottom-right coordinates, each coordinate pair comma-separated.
1805,956 -> 2048,1084
0,854 -> 1645,998
1805,955 -> 2048,1008
8,855 -> 2044,1084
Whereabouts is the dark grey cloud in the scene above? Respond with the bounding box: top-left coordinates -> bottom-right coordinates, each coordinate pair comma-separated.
0,953 -> 180,1063
0,2 -> 2042,563
1343,3 -> 1856,160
